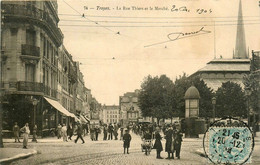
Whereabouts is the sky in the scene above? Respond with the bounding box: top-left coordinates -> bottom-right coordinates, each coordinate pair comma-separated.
57,0 -> 260,105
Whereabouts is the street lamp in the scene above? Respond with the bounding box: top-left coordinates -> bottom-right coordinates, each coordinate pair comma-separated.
245,87 -> 251,127
32,98 -> 38,142
211,96 -> 216,121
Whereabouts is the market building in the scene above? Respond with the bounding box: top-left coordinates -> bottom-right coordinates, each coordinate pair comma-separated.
190,0 -> 250,91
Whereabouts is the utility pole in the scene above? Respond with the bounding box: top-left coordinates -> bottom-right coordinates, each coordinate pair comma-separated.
0,32 -> 4,148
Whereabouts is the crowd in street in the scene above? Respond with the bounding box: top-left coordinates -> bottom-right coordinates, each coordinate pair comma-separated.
12,121 -> 183,161
137,123 -> 183,160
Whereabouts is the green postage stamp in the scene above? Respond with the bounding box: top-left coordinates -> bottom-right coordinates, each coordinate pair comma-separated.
204,117 -> 254,164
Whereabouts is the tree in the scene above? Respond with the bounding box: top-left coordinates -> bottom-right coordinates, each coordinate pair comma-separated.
172,74 -> 213,118
215,81 -> 247,118
243,72 -> 260,119
138,75 -> 175,123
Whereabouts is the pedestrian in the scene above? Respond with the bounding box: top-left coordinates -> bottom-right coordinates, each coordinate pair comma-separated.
174,128 -> 183,159
62,124 -> 68,142
20,123 -> 30,149
103,124 -> 108,140
57,124 -> 62,139
75,123 -> 85,144
153,127 -> 163,159
90,125 -> 95,141
113,123 -> 119,140
120,127 -> 124,140
13,122 -> 21,143
165,125 -> 175,159
108,123 -> 114,140
86,123 -> 89,135
32,125 -> 37,143
123,129 -> 132,154
95,125 -> 100,141
67,123 -> 73,140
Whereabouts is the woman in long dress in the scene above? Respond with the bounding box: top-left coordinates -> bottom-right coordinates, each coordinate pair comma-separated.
61,124 -> 68,142
153,127 -> 163,159
20,123 -> 30,149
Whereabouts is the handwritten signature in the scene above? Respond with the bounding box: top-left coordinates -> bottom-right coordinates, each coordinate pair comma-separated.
144,27 -> 211,48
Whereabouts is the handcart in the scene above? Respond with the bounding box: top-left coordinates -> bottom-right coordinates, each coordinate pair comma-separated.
141,139 -> 153,155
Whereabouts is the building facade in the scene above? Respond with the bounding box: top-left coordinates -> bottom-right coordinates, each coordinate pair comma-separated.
0,0 -> 90,136
119,89 -> 142,126
102,105 -> 120,124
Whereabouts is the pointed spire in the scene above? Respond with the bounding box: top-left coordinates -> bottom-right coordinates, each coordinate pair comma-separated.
234,0 -> 247,59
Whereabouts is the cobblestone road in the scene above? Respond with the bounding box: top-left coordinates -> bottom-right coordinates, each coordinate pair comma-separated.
4,132 -> 260,165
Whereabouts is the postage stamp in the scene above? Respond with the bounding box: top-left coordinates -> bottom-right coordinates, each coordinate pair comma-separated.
203,117 -> 254,164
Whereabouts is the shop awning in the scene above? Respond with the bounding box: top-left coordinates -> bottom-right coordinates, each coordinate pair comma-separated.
84,115 -> 90,122
80,115 -> 88,123
71,114 -> 80,122
44,97 -> 75,118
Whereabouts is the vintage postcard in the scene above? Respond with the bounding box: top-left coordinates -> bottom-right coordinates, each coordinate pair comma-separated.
0,0 -> 259,164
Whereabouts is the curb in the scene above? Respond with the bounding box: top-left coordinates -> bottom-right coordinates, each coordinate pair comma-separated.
195,149 -> 206,157
0,149 -> 38,164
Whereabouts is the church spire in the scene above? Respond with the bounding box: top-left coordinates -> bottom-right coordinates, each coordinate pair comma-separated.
234,0 -> 247,59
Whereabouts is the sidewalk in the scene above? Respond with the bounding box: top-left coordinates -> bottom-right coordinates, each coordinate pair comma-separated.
0,148 -> 37,164
3,137 -> 66,143
0,136 -> 72,164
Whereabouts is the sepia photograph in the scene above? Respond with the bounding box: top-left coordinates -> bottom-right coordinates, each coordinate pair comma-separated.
0,0 -> 259,164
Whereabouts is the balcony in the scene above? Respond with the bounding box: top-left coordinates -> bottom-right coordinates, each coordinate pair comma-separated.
43,86 -> 57,99
2,4 -> 63,46
17,81 -> 43,92
44,86 -> 50,96
21,44 -> 40,57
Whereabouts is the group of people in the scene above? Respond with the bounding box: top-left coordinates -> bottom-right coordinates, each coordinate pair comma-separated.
89,125 -> 101,141
140,124 -> 183,159
13,122 -> 31,149
13,121 -> 183,160
57,122 -> 86,144
56,124 -> 69,142
102,123 -> 123,140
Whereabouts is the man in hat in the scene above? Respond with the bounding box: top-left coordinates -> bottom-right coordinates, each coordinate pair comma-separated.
165,125 -> 175,159
123,129 -> 132,154
174,127 -> 183,159
75,123 -> 85,144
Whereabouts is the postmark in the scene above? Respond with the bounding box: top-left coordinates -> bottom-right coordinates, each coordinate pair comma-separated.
203,117 -> 254,164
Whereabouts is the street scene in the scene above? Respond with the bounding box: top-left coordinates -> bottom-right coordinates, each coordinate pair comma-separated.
0,0 -> 260,164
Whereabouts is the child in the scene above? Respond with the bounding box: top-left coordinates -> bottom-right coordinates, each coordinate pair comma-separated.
123,130 -> 132,154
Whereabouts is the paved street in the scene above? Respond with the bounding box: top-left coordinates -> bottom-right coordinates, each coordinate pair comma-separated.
3,132 -> 260,165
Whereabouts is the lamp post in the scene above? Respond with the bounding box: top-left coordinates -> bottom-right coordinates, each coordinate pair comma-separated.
32,98 -> 38,142
245,87 -> 251,127
211,96 -> 216,121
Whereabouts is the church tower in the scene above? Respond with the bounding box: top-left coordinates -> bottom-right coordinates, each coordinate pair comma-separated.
234,0 -> 248,59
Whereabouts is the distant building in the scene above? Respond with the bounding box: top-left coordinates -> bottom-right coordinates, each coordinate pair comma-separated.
119,89 -> 142,126
102,105 -> 120,124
